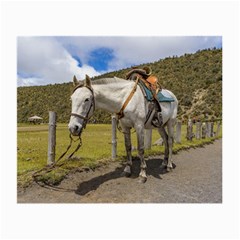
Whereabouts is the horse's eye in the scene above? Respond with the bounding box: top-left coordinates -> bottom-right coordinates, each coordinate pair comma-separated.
84,98 -> 89,102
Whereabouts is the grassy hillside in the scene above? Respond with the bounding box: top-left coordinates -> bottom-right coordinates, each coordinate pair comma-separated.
17,48 -> 222,123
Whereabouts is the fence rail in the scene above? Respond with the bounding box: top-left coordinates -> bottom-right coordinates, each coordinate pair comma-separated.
178,118 -> 221,144
47,112 -> 222,164
110,117 -> 221,158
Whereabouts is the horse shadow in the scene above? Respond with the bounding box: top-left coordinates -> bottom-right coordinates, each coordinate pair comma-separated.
75,157 -> 176,196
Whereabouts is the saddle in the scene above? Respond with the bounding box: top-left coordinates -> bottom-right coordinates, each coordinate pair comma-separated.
126,67 -> 163,127
126,66 -> 161,94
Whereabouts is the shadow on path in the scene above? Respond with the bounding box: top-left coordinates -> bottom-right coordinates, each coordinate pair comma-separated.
75,165 -> 124,195
75,157 -> 174,196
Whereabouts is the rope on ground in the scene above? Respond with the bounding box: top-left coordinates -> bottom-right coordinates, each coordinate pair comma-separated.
32,134 -> 82,187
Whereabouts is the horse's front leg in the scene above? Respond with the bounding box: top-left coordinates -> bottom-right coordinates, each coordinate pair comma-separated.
135,124 -> 147,183
122,127 -> 132,177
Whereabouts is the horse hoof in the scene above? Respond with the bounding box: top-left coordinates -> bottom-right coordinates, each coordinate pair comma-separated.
138,176 -> 147,183
121,171 -> 131,178
159,164 -> 167,170
166,167 -> 173,172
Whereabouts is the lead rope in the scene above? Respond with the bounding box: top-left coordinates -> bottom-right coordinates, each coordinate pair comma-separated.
32,133 -> 82,184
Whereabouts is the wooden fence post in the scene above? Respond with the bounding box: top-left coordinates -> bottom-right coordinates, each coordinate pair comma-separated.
187,119 -> 193,141
175,120 -> 182,143
144,129 -> 152,149
195,121 -> 202,140
216,121 -> 221,137
111,115 -> 117,159
48,111 -> 57,165
202,122 -> 206,139
206,122 -> 212,138
210,122 -> 214,137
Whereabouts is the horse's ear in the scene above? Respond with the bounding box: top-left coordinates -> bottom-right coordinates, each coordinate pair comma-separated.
73,75 -> 79,87
85,74 -> 92,88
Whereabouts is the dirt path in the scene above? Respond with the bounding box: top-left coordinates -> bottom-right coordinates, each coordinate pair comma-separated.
18,139 -> 222,203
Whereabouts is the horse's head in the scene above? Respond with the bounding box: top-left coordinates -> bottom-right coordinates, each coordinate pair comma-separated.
68,75 -> 95,136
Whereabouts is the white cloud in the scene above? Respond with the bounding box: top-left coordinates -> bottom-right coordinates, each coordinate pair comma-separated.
17,37 -> 101,86
17,36 -> 221,86
18,76 -> 44,86
58,36 -> 222,70
108,36 -> 221,69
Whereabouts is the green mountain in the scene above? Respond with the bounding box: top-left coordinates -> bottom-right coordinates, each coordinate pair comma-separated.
17,48 -> 222,123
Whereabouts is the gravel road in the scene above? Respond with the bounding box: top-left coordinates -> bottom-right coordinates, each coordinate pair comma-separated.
18,139 -> 222,203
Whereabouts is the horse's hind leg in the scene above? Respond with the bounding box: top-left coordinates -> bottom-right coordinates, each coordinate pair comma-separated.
157,126 -> 169,167
135,124 -> 147,183
122,127 -> 132,177
166,119 -> 176,171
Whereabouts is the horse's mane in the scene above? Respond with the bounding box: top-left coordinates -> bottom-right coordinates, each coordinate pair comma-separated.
73,77 -> 129,93
91,77 -> 127,85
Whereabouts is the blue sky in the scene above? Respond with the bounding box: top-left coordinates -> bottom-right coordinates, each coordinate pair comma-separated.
71,48 -> 115,71
17,36 -> 222,86
88,47 -> 115,71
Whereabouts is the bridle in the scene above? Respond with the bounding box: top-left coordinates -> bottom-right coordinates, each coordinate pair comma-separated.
70,85 -> 95,130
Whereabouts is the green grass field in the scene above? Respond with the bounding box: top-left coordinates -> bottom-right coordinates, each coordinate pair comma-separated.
17,123 -> 222,187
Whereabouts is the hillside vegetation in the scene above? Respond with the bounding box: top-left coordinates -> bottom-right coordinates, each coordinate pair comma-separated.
17,48 -> 222,123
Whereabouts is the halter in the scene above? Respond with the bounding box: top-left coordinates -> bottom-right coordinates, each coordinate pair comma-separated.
70,85 -> 95,129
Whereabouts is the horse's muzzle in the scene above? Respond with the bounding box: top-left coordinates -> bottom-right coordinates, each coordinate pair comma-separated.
68,123 -> 83,136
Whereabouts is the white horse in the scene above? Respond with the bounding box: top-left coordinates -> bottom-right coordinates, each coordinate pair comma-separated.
68,75 -> 178,182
